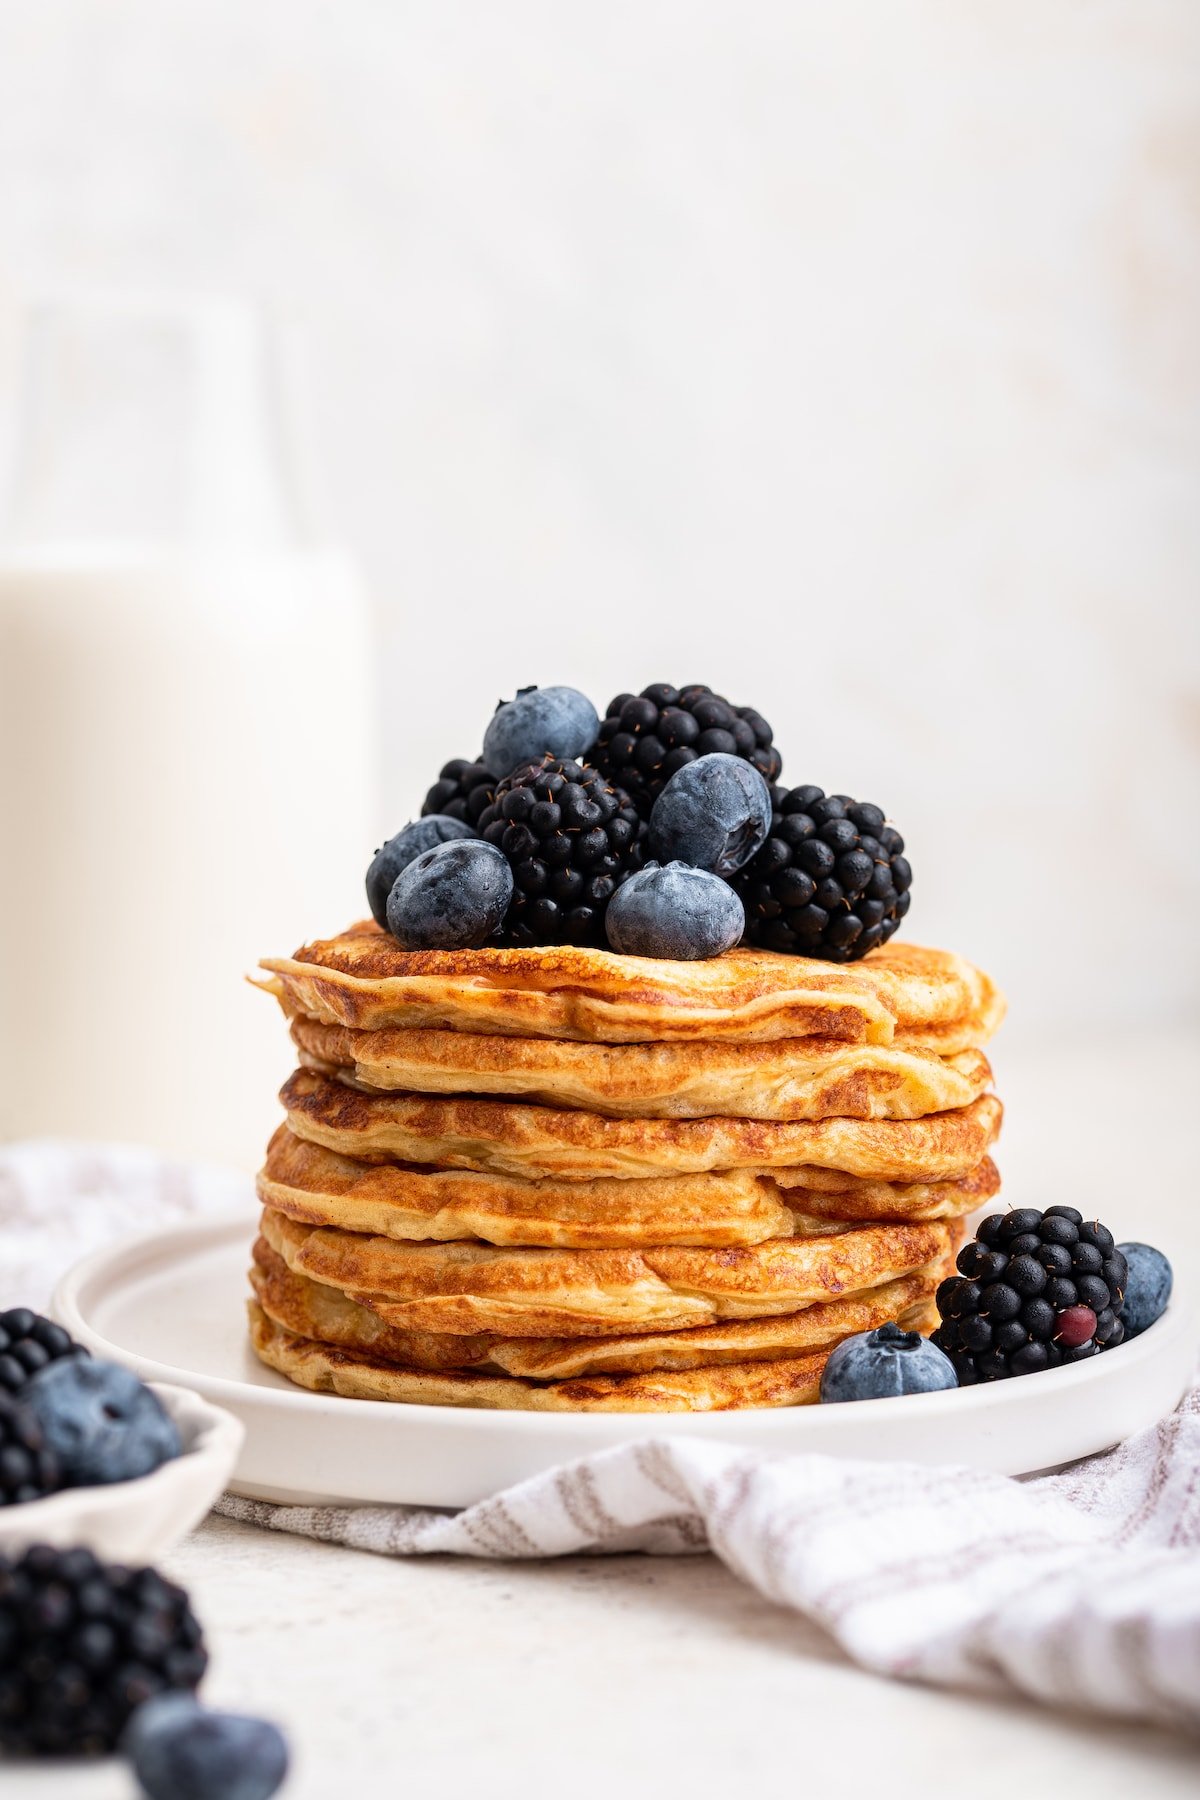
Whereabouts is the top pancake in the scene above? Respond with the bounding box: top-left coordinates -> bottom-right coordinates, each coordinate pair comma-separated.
260,924 -> 1004,1052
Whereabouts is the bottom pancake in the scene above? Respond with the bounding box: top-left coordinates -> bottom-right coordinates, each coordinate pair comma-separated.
247,1302 -> 833,1411
249,1236 -> 943,1377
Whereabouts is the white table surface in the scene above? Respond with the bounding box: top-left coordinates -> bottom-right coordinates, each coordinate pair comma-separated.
21,1031 -> 1200,1798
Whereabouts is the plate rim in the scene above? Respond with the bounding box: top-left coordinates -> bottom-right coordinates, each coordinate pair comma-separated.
51,1212 -> 1194,1438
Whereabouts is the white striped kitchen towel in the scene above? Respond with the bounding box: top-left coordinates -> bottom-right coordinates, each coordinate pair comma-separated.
216,1388 -> 1200,1732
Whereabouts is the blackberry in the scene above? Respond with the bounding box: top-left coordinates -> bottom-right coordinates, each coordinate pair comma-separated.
932,1207 -> 1128,1384
590,683 -> 783,819
0,1307 -> 86,1399
0,1394 -> 59,1505
733,786 -> 911,961
477,756 -> 645,947
421,757 -> 495,827
0,1543 -> 208,1756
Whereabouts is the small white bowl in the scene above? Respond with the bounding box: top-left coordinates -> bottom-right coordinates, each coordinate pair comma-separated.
0,1383 -> 243,1563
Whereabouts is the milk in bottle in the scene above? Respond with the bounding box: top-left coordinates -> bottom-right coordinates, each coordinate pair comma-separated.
0,297 -> 378,1167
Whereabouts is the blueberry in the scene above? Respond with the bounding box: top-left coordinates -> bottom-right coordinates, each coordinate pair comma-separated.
1117,1242 -> 1173,1338
482,686 -> 600,778
125,1695 -> 289,1800
23,1357 -> 181,1486
365,816 -> 477,927
820,1323 -> 958,1402
647,753 -> 772,875
385,838 -> 512,949
604,863 -> 745,960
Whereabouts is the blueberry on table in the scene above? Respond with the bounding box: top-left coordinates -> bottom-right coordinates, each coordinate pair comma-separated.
648,753 -> 773,875
605,862 -> 745,960
820,1323 -> 957,1402
482,685 -> 600,778
365,817 -> 477,927
125,1695 -> 289,1800
22,1356 -> 181,1486
385,838 -> 513,950
1117,1243 -> 1173,1338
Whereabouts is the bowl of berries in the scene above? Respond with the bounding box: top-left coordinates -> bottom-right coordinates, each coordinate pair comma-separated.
0,1307 -> 243,1562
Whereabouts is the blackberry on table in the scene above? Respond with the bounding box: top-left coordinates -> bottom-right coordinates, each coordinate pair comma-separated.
733,786 -> 911,962
932,1207 -> 1128,1384
590,684 -> 783,819
0,1308 -> 86,1398
477,756 -> 645,948
0,1543 -> 208,1756
0,1394 -> 59,1505
420,757 -> 495,827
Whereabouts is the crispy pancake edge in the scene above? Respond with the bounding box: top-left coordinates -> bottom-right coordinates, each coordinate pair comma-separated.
260,927 -> 1005,1051
259,1205 -> 952,1336
250,1238 -> 947,1377
288,1012 -> 994,1122
247,1301 -> 833,1411
279,1066 -> 1004,1182
259,1125 -> 998,1246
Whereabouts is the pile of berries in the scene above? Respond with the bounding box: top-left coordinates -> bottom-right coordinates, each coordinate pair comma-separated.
370,680 -> 907,963
816,1216 -> 1171,1404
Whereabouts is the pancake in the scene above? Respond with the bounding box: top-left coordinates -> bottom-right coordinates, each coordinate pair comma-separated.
250,1235 -> 943,1375
771,1155 -> 999,1223
260,925 -> 1005,1052
279,1066 -> 1003,1183
250,1236 -> 496,1369
260,1123 -> 794,1247
259,1125 -> 997,1248
249,1302 -> 834,1411
259,1205 -> 952,1335
288,1012 -> 993,1122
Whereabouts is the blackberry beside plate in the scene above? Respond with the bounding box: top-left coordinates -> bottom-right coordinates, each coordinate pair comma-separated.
933,1207 -> 1127,1383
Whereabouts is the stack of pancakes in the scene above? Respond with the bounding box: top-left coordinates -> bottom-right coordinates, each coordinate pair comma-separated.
248,925 -> 1004,1412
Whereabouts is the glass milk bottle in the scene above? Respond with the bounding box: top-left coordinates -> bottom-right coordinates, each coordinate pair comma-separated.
0,295 -> 377,1168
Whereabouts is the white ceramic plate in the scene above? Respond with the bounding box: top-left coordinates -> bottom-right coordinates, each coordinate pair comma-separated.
52,1216 -> 1194,1508
0,1383 -> 243,1561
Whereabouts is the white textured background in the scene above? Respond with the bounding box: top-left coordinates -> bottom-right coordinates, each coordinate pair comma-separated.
1,1 -> 1198,1042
